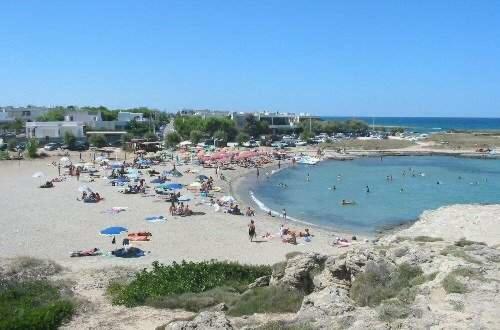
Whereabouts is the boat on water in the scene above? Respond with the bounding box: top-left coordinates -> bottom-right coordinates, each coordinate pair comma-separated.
295,155 -> 321,165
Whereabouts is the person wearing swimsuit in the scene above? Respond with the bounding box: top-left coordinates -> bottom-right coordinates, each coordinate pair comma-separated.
248,220 -> 256,242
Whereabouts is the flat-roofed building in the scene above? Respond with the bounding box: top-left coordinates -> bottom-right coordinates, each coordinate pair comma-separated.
26,121 -> 85,139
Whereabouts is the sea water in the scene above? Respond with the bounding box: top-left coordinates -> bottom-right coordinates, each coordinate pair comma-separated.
251,156 -> 500,233
322,117 -> 500,133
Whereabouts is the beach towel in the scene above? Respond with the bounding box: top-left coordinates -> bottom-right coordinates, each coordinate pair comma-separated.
145,215 -> 166,223
112,247 -> 145,258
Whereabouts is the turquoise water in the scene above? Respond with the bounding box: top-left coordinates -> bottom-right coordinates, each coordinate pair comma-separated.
252,156 -> 500,232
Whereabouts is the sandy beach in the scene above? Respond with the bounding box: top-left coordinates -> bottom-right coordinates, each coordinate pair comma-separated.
0,150 -> 346,272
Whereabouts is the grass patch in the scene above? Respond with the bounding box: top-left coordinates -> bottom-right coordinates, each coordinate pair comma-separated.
285,252 -> 303,260
413,236 -> 444,242
108,260 -> 271,307
410,271 -> 438,286
350,262 -> 423,307
227,286 -> 304,316
146,286 -> 240,312
257,321 -> 315,330
440,246 -> 482,264
454,238 -> 486,247
377,298 -> 411,322
5,256 -> 63,280
442,267 -> 482,294
0,280 -> 74,329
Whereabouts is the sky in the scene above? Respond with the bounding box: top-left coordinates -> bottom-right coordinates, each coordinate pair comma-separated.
0,1 -> 499,117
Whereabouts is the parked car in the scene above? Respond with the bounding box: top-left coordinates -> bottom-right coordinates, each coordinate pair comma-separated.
242,140 -> 259,148
43,142 -> 62,151
62,142 -> 89,151
15,143 -> 26,151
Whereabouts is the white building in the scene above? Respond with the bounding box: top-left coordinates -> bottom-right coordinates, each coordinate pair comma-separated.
26,122 -> 85,139
117,111 -> 145,122
0,106 -> 50,122
231,111 -> 319,132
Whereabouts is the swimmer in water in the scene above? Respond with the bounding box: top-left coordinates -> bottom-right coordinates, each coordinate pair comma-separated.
306,173 -> 310,182
366,185 -> 370,193
400,188 -> 404,192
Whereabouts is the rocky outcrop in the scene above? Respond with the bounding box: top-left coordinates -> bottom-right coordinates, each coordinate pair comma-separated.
247,275 -> 270,289
165,312 -> 233,330
270,253 -> 327,292
298,284 -> 354,319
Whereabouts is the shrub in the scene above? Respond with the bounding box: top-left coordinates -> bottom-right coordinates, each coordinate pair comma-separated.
146,286 -> 240,312
440,245 -> 482,264
236,132 -> 250,145
257,321 -> 315,330
25,138 -> 39,158
227,286 -> 304,316
165,132 -> 181,148
442,274 -> 466,294
0,150 -> 10,160
413,236 -> 443,242
0,280 -> 74,329
350,262 -> 423,307
377,298 -> 410,322
455,238 -> 486,247
5,257 -> 63,281
63,131 -> 76,148
108,260 -> 271,307
89,134 -> 107,148
189,130 -> 203,144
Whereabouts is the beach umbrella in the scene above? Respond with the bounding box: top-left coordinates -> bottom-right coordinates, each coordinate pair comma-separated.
188,181 -> 202,188
99,226 -> 128,236
78,185 -> 93,193
60,156 -> 71,164
32,171 -> 45,185
220,195 -> 236,203
195,175 -> 209,182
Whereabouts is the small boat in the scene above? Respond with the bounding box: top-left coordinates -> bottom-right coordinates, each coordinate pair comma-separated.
295,156 -> 321,165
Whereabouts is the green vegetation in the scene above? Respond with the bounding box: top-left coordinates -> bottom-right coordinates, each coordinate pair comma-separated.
227,286 -> 304,316
165,132 -> 181,148
243,114 -> 270,137
377,298 -> 411,322
236,132 -> 250,145
63,131 -> 76,148
440,245 -> 482,264
189,130 -> 204,144
454,238 -> 486,247
143,132 -> 159,142
350,262 -> 424,308
442,267 -> 482,294
257,321 -> 315,330
0,280 -> 74,329
298,119 -> 370,136
413,236 -> 444,242
108,260 -> 271,307
425,132 -> 500,150
323,138 -> 415,150
125,121 -> 151,136
0,150 -> 10,160
37,108 -> 65,121
25,138 -> 39,158
89,134 -> 107,148
173,116 -> 238,142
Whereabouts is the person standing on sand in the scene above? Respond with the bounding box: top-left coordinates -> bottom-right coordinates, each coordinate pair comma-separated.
76,167 -> 80,181
58,163 -> 61,176
248,220 -> 256,242
282,208 -> 287,220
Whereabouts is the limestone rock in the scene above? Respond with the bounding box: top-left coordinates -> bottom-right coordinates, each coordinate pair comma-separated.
271,253 -> 327,291
298,284 -> 354,319
247,275 -> 270,289
166,312 -> 233,330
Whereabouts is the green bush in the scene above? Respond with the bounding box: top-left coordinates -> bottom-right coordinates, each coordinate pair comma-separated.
377,298 -> 410,322
350,262 -> 423,307
63,131 -> 76,148
25,138 -> 39,158
108,260 -> 271,307
0,280 -> 74,329
89,134 -> 107,148
227,286 -> 304,316
165,132 -> 181,148
0,150 -> 10,160
440,245 -> 482,264
455,238 -> 486,247
413,236 -> 443,242
442,274 -> 466,294
146,286 -> 240,312
189,130 -> 203,144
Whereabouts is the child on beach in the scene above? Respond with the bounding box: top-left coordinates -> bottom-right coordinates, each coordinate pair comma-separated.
248,220 -> 256,242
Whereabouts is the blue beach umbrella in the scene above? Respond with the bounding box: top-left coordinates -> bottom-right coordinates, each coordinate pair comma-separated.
100,226 -> 128,236
195,175 -> 209,182
157,183 -> 183,190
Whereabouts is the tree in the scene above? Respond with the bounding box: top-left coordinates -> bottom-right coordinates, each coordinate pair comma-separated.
125,121 -> 150,136
165,132 -> 181,148
243,115 -> 269,138
25,138 -> 39,158
236,132 -> 250,145
189,130 -> 203,144
63,131 -> 76,147
144,132 -> 158,142
89,134 -> 107,148
7,139 -> 17,151
37,109 -> 65,122
213,130 -> 228,146
121,133 -> 134,151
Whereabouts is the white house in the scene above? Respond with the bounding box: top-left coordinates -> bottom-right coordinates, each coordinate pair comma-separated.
117,111 -> 145,122
26,121 -> 85,139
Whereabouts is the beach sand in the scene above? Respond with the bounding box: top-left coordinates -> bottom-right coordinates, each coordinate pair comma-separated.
0,152 -> 344,272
